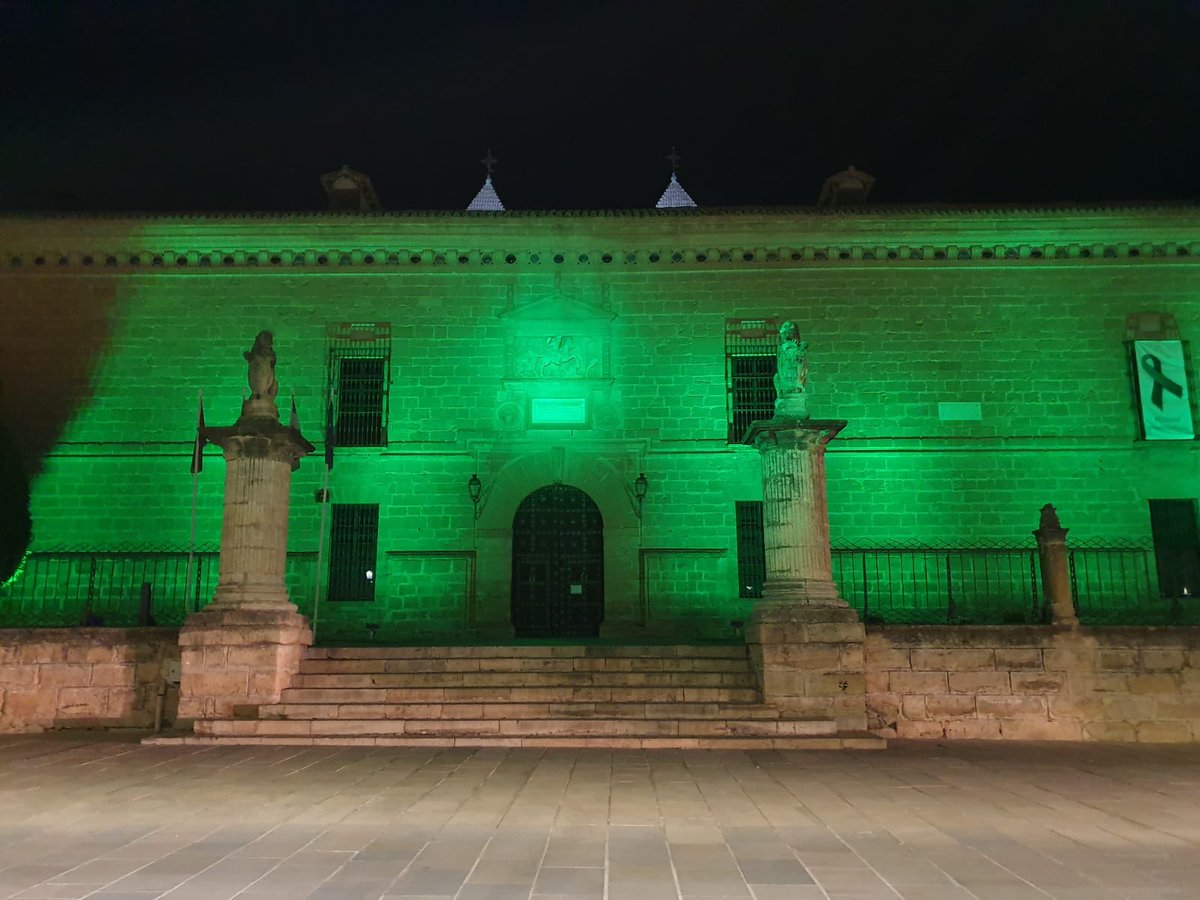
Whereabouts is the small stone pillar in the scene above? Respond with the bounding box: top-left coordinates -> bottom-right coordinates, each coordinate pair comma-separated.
1034,504 -> 1078,628
744,418 -> 867,731
178,333 -> 315,720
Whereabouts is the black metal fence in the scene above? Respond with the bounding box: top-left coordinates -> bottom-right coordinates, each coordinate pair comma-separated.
833,545 -> 1043,625
0,548 -> 319,628
1070,540 -> 1198,626
2,542 -> 1196,630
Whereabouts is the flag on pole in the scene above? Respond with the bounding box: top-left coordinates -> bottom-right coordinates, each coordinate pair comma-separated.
190,391 -> 207,474
324,398 -> 335,470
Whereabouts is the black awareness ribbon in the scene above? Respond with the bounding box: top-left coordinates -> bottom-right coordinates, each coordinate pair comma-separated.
1141,353 -> 1185,410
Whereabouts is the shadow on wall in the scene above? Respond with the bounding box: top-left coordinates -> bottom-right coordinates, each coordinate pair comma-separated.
0,418 -> 31,583
0,277 -> 119,474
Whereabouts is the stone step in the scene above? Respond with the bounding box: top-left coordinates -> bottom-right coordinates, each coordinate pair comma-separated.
278,686 -> 762,704
146,733 -> 887,751
305,644 -> 748,661
196,717 -> 840,739
260,701 -> 783,721
298,656 -> 753,675
288,671 -> 757,689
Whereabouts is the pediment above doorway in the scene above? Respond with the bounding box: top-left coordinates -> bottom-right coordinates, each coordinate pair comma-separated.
498,288 -> 615,329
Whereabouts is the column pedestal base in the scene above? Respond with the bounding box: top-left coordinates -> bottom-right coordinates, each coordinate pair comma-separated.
746,601 -> 867,731
178,605 -> 312,720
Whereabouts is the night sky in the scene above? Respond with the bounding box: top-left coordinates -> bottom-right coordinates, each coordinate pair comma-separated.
2,0 -> 1198,212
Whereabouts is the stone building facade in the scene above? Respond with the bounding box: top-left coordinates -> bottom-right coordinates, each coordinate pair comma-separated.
0,206 -> 1198,644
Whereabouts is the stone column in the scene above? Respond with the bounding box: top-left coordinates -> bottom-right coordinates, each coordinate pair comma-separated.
743,418 -> 867,732
1034,504 -> 1079,628
178,334 -> 315,721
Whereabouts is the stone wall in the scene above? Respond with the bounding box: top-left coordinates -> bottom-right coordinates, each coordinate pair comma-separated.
2,212 -> 1197,640
867,626 -> 1200,742
0,628 -> 180,732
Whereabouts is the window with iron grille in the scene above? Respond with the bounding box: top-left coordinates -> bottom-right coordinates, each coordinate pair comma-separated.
327,323 -> 390,447
328,504 -> 379,601
726,319 -> 779,443
736,501 -> 766,598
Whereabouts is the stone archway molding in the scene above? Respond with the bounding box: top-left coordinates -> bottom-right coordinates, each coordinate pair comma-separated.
475,448 -> 640,533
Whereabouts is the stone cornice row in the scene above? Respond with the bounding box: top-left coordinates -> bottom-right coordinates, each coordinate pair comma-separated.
1,242 -> 1196,272
1,206 -> 1197,272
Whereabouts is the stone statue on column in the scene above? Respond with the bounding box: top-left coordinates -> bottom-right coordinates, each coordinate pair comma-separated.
177,332 -> 315,724
742,320 -> 869,734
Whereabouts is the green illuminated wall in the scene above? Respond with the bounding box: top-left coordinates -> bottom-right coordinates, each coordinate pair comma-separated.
1,209 -> 1197,640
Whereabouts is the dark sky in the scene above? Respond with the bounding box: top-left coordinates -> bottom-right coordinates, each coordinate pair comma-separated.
2,0 -> 1198,212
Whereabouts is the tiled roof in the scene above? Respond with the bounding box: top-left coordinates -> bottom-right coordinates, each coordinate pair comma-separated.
655,174 -> 697,209
3,202 -> 1197,220
466,177 -> 505,212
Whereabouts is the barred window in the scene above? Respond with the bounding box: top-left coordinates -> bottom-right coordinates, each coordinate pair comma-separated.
328,323 -> 390,447
328,504 -> 379,602
735,501 -> 766,599
726,319 -> 779,443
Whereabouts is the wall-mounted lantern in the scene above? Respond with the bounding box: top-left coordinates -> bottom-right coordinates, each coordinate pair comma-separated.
468,473 -> 483,507
634,472 -> 649,518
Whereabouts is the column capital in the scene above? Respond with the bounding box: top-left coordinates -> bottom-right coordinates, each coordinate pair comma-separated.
744,418 -> 847,451
204,420 -> 315,471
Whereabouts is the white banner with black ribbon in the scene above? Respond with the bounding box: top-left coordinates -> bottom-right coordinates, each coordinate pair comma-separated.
1135,340 -> 1194,440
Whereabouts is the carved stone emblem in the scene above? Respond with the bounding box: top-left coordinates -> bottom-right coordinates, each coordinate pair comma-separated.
512,336 -> 603,379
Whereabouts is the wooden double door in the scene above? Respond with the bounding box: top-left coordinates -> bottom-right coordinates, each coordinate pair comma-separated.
511,484 -> 604,638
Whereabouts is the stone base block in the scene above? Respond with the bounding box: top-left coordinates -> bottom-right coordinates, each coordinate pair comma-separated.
747,602 -> 867,731
178,606 -> 311,720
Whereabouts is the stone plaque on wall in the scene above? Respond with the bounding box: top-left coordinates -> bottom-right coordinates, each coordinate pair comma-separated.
500,290 -> 614,384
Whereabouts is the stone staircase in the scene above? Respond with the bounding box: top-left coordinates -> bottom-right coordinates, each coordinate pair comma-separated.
151,644 -> 884,750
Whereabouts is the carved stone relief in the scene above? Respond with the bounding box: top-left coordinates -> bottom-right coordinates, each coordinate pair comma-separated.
512,335 -> 603,380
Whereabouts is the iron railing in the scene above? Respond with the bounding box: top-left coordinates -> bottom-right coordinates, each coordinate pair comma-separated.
833,544 -> 1043,625
4,542 -> 1197,630
0,548 -> 319,628
1070,541 -> 1197,626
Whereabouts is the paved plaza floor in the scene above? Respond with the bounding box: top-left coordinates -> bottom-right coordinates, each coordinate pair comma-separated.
0,735 -> 1198,900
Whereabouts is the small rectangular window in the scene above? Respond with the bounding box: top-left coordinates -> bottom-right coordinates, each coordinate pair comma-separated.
328,323 -> 390,447
735,501 -> 766,599
726,319 -> 779,443
328,504 -> 379,601
1149,499 -> 1200,598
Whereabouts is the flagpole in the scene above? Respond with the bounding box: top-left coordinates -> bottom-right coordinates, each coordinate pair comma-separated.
184,389 -> 204,613
310,399 -> 335,643
310,465 -> 331,642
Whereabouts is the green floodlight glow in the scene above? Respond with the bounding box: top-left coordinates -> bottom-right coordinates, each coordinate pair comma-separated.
1,547 -> 30,591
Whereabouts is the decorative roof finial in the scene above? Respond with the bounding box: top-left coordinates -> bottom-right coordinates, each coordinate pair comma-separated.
655,147 -> 697,209
467,149 -> 505,212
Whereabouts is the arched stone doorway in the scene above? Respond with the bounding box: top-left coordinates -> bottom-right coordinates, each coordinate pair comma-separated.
511,484 -> 604,638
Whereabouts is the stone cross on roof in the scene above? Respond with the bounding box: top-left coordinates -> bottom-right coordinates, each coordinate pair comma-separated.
467,149 -> 505,211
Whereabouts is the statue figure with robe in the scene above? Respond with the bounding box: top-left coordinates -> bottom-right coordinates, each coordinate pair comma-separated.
773,320 -> 809,419
240,330 -> 280,420
244,331 -> 279,402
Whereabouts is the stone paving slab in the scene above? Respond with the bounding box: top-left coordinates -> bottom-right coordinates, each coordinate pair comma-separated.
0,734 -> 1198,899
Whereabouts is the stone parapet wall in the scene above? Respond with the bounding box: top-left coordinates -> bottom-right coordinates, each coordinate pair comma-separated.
0,628 -> 179,732
867,626 -> 1200,743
